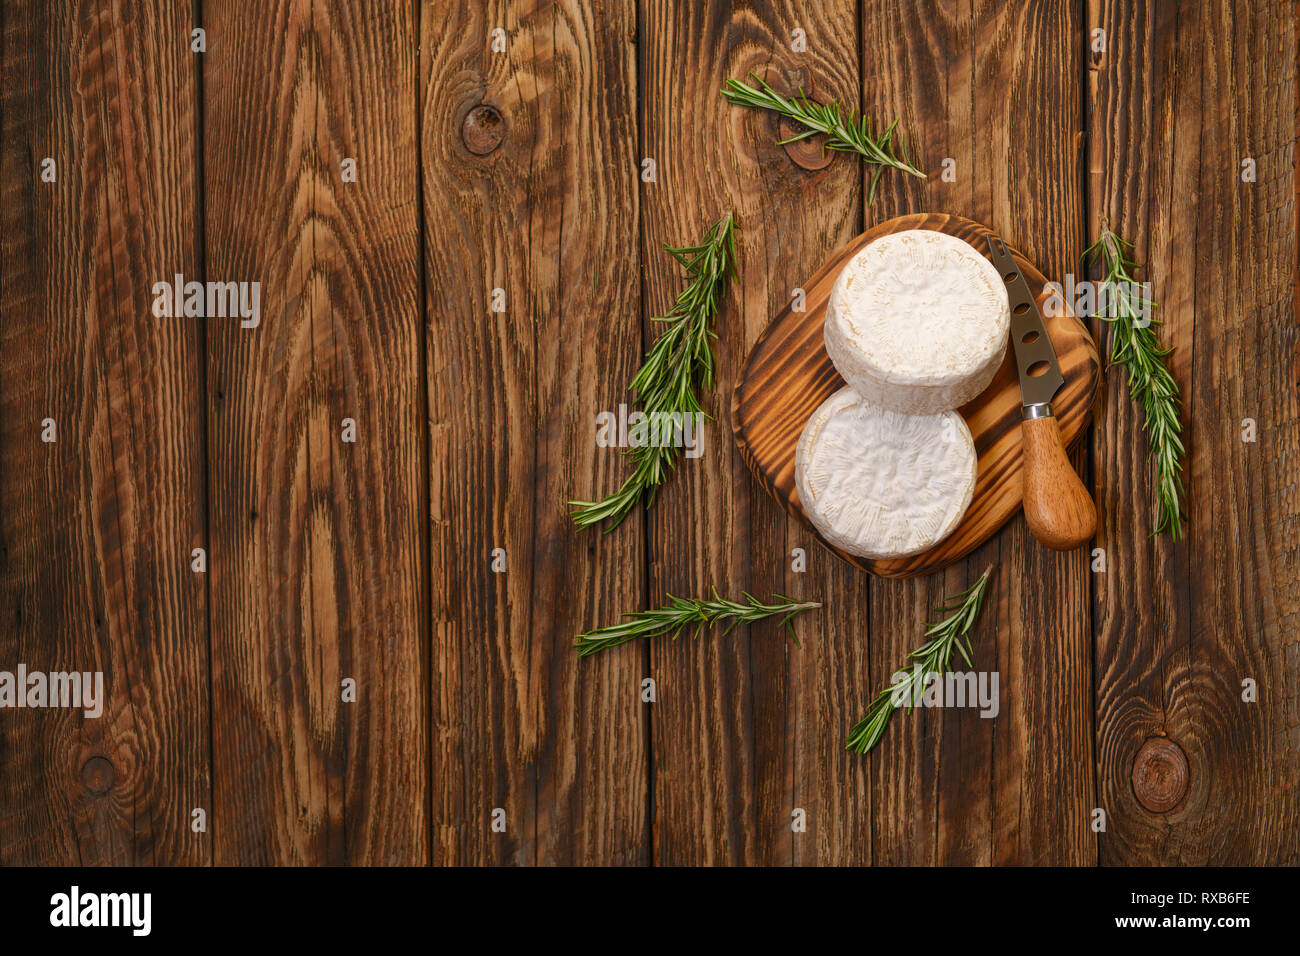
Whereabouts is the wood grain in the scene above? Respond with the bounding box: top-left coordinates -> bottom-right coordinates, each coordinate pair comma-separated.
641,0 -> 870,865
203,0 -> 426,864
422,0 -> 646,865
862,0 -> 1096,865
1088,0 -> 1300,864
854,0 -> 975,869
761,12 -> 878,868
733,213 -> 1100,577
0,0 -> 209,865
972,0 -> 1096,869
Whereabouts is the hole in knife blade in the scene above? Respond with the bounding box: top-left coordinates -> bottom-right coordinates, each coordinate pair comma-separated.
1003,271 -> 1018,282
1027,360 -> 1050,377
1014,302 -> 1030,315
1021,329 -> 1040,344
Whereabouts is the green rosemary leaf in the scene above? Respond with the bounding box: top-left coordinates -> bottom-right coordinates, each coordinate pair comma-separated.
1083,228 -> 1186,539
569,211 -> 736,531
722,72 -> 925,196
846,567 -> 993,755
574,592 -> 821,659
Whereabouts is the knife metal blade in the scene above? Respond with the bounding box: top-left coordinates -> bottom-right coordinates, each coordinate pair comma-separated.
985,232 -> 1064,415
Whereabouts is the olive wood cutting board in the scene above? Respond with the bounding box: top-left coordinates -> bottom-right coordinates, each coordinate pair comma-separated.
732,212 -> 1100,578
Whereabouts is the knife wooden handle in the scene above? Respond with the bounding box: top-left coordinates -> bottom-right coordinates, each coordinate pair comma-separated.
1020,412 -> 1096,550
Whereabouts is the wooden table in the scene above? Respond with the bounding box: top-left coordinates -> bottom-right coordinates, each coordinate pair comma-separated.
0,1 -> 1295,866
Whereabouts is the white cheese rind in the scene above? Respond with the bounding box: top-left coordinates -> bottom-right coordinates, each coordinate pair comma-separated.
794,387 -> 976,559
824,230 -> 1009,415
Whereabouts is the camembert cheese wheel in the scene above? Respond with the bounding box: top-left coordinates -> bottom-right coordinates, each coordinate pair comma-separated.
824,230 -> 1009,415
794,387 -> 976,559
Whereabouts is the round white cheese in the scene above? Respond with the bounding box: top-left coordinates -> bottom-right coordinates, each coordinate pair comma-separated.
824,230 -> 1009,415
795,387 -> 976,559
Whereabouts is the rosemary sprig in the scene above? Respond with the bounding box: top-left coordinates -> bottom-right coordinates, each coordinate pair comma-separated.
575,590 -> 821,658
569,211 -> 737,530
722,72 -> 925,202
1083,229 -> 1185,539
846,567 -> 993,755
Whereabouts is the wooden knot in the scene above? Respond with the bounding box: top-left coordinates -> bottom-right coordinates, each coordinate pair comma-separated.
1131,737 -> 1189,813
768,68 -> 830,170
80,756 -> 115,796
779,117 -> 832,170
462,105 -> 504,155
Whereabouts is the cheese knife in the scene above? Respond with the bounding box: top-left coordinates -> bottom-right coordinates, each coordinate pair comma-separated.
985,233 -> 1096,551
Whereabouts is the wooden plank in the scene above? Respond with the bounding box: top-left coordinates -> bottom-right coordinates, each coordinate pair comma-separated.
733,213 -> 1100,579
0,0 -> 209,865
204,0 -> 426,864
1089,0 -> 1299,863
861,4 -> 988,865
642,0 -> 865,865
863,0 -> 1095,864
422,0 -> 646,864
